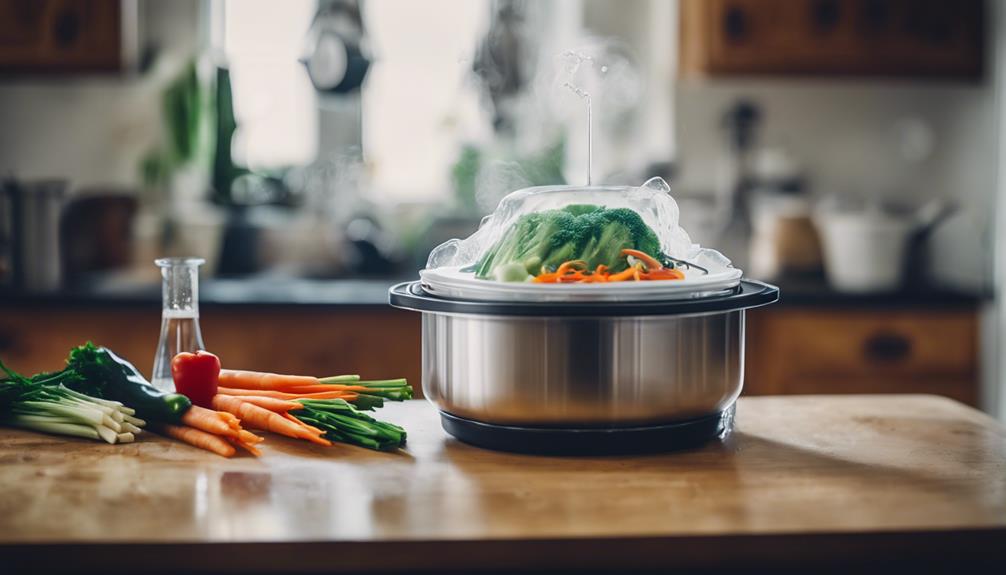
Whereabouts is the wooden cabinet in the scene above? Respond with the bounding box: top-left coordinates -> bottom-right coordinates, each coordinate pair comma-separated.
0,303 -> 979,406
745,307 -> 979,405
0,305 -> 424,396
0,0 -> 124,73
679,0 -> 984,79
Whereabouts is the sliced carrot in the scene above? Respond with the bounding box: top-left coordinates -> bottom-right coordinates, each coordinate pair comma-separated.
621,249 -> 663,271
181,405 -> 241,439
606,265 -> 638,282
532,272 -> 560,283
555,260 -> 586,276
220,394 -> 303,412
531,251 -> 687,283
218,369 -> 321,391
156,423 -> 235,458
643,268 -> 685,280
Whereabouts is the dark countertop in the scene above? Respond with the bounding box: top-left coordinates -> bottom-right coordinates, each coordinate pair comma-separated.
772,276 -> 987,309
0,274 -> 987,310
0,276 -> 408,309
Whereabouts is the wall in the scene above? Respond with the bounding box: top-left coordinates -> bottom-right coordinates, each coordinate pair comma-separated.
582,0 -> 996,290
674,79 -> 996,291
0,1 -> 203,191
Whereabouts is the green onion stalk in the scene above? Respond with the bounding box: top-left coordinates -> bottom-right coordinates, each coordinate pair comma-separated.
318,375 -> 413,410
0,360 -> 145,444
292,398 -> 406,451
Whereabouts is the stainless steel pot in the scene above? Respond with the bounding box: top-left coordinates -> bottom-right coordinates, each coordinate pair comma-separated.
422,311 -> 743,425
390,280 -> 778,429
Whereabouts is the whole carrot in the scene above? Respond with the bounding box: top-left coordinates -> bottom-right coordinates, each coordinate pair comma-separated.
218,394 -> 303,412
273,384 -> 373,394
218,369 -> 320,391
282,411 -> 325,436
155,423 -> 235,458
216,387 -> 358,401
211,395 -> 330,446
180,405 -> 241,439
229,437 -> 263,457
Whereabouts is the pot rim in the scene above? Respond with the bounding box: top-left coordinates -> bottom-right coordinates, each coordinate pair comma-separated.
389,279 -> 779,317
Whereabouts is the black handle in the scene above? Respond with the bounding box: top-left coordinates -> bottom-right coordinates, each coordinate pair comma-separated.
863,332 -> 912,363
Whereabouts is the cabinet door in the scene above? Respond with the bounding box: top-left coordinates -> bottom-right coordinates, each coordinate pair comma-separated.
0,306 -> 424,396
0,0 -> 121,73
680,0 -> 983,78
745,307 -> 978,406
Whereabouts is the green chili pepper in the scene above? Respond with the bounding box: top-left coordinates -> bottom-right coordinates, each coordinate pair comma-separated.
57,342 -> 191,423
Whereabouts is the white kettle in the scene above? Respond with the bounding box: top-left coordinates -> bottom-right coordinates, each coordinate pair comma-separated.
814,200 -> 955,293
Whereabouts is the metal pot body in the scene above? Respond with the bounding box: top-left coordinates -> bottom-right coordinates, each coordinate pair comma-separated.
421,310 -> 745,426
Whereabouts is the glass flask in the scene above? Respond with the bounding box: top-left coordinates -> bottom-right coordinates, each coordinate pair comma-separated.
151,257 -> 206,392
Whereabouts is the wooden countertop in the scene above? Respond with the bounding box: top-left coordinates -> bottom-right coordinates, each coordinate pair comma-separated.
2,395 -> 1004,573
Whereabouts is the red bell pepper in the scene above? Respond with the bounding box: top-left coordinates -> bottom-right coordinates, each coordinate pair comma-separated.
171,350 -> 220,408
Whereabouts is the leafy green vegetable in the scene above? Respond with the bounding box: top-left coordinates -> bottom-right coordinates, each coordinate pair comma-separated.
475,204 -> 662,280
40,343 -> 191,423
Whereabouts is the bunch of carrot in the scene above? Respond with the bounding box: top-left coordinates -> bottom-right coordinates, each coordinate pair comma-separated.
532,249 -> 686,283
160,368 -> 411,457
154,405 -> 265,458
212,369 -> 410,451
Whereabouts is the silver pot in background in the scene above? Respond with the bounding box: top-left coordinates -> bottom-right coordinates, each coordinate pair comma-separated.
0,178 -> 67,292
390,280 -> 778,453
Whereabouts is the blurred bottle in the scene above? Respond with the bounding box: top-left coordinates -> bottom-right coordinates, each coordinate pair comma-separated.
748,148 -> 822,280
715,100 -> 761,271
0,178 -> 67,292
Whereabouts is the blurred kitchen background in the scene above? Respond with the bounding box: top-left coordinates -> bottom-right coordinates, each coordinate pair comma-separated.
2,0 -> 1004,419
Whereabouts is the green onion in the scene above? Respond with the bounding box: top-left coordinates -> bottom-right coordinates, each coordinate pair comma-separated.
293,398 -> 406,451
1,360 -> 145,444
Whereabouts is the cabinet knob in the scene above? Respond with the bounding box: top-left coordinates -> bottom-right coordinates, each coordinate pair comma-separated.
0,330 -> 14,352
863,332 -> 912,363
811,0 -> 841,33
859,0 -> 890,34
723,5 -> 748,43
54,9 -> 81,49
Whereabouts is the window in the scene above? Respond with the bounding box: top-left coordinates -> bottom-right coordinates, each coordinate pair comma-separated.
212,0 -> 318,170
361,0 -> 488,201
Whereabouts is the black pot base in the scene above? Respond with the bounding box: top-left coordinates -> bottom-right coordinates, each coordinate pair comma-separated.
439,405 -> 735,455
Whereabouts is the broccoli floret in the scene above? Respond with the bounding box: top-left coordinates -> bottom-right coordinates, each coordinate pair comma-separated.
475,204 -> 662,280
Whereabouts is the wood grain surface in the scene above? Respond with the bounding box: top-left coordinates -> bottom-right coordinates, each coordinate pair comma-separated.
0,305 -> 423,396
0,395 -> 1004,573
